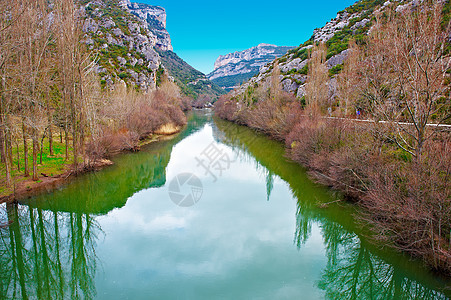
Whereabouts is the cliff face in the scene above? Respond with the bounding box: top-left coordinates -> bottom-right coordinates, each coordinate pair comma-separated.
120,0 -> 173,51
81,0 -> 223,98
207,44 -> 294,91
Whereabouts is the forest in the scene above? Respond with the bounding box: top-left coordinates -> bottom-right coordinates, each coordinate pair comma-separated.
0,0 -> 189,197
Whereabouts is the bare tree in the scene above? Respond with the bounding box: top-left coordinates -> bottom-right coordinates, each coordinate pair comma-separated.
306,42 -> 328,116
364,3 -> 450,158
337,39 -> 361,116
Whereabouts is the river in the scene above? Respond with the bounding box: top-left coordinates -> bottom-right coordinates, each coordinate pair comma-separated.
1,110 -> 450,299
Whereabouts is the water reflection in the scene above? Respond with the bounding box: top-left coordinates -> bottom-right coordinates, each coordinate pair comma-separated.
1,111 -> 211,299
214,117 -> 451,299
0,203 -> 99,299
0,111 -> 449,299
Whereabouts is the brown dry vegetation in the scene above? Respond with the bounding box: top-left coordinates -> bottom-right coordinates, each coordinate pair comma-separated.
215,1 -> 451,274
0,0 -> 190,195
86,79 -> 188,163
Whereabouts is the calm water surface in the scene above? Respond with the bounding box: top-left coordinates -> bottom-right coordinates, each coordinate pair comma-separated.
1,110 -> 450,299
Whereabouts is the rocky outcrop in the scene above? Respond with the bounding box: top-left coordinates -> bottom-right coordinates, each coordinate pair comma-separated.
81,0 -> 222,98
121,0 -> 173,51
232,0 -> 417,101
207,44 -> 294,90
82,0 -> 170,90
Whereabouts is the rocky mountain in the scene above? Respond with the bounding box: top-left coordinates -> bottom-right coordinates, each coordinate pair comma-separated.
81,0 -> 224,98
233,0 -> 430,100
121,0 -> 172,51
207,44 -> 294,91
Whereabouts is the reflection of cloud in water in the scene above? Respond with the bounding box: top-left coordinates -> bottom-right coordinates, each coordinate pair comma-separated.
168,124 -> 264,184
2,111 -> 450,300
103,196 -> 197,232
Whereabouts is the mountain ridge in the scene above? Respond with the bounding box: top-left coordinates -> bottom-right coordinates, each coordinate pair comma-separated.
207,44 -> 294,91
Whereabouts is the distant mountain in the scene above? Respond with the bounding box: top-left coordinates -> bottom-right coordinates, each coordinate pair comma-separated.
81,0 -> 224,98
157,50 -> 225,99
207,44 -> 294,91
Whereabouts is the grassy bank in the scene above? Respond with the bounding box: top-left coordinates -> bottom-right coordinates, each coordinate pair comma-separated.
0,139 -> 73,198
0,124 -> 184,201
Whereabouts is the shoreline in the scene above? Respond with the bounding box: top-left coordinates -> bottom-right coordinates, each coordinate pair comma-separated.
214,116 -> 451,278
0,129 -> 182,205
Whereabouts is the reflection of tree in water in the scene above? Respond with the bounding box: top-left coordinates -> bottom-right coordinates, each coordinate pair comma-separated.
265,169 -> 274,202
0,203 -> 100,299
316,221 -> 449,299
214,117 -> 451,299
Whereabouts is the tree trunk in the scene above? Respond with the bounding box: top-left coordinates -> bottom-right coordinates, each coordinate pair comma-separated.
32,129 -> 38,181
40,137 -> 44,165
16,142 -> 20,171
47,99 -> 54,156
3,127 -> 11,186
8,129 -> 13,167
0,129 -> 5,163
1,110 -> 12,186
64,126 -> 68,161
23,121 -> 29,177
49,124 -> 53,156
72,125 -> 78,169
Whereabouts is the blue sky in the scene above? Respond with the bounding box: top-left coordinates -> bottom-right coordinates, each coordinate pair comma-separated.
136,0 -> 357,75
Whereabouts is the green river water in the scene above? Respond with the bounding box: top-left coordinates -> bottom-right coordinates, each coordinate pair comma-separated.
1,110 -> 450,299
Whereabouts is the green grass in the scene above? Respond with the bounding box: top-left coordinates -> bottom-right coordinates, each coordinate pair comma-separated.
0,138 -> 74,197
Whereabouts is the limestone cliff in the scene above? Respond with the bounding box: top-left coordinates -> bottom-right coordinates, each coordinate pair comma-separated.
207,44 -> 294,91
81,0 -> 223,98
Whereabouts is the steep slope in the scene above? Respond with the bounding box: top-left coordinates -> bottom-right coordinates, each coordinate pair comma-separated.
157,50 -> 225,99
234,0 -> 392,98
81,0 -> 224,98
82,0 -> 162,90
208,44 -> 294,91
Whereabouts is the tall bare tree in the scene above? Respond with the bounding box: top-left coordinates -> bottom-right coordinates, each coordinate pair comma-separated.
306,42 -> 328,116
364,2 -> 450,158
337,39 -> 361,116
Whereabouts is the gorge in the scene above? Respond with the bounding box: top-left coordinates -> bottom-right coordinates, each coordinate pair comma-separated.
0,0 -> 450,299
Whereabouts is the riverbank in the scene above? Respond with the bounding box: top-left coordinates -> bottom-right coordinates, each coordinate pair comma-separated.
0,128 -> 183,204
4,112 -> 449,299
214,96 -> 451,276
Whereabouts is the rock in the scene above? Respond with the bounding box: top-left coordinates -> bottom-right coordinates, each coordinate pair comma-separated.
117,56 -> 126,65
351,18 -> 369,30
297,84 -> 306,98
291,74 -> 307,84
106,33 -> 123,46
128,22 -> 140,34
100,18 -> 115,29
83,18 -> 98,33
280,58 -> 308,73
128,70 -> 138,80
281,78 -> 299,93
326,49 -> 349,69
207,44 -> 294,89
112,28 -> 124,37
328,77 -> 338,100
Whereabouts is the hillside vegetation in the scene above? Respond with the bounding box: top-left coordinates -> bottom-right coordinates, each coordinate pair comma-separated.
216,0 -> 451,274
157,50 -> 225,100
0,0 -> 190,198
